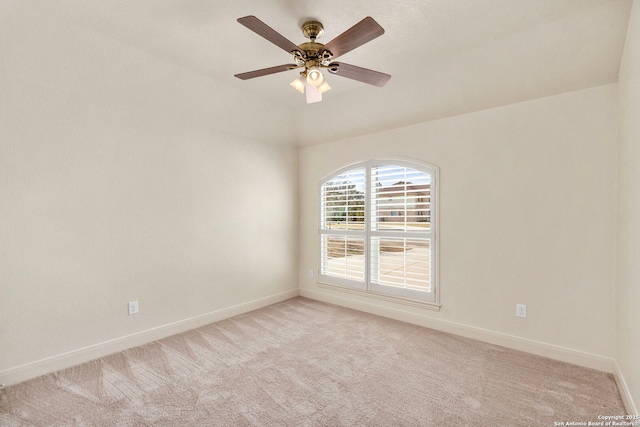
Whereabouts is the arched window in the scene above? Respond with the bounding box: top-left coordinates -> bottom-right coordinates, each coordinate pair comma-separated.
320,160 -> 438,304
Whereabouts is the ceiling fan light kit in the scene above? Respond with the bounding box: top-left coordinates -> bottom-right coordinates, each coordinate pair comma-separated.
234,15 -> 391,104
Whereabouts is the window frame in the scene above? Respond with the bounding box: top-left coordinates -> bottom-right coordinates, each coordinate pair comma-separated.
318,159 -> 440,308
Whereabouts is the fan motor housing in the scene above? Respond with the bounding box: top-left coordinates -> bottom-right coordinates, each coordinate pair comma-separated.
298,41 -> 324,54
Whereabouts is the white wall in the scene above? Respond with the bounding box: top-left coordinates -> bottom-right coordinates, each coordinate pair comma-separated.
1,1 -> 634,408
300,85 -> 619,368
616,0 -> 640,414
0,4 -> 299,383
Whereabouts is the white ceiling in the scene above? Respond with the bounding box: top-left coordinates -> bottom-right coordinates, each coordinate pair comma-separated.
3,0 -> 633,146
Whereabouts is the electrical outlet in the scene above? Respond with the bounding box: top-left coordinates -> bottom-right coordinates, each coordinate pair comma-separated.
128,300 -> 139,315
516,304 -> 527,318
308,269 -> 314,279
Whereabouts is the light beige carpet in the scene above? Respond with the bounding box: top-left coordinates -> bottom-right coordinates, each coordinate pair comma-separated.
0,297 -> 626,426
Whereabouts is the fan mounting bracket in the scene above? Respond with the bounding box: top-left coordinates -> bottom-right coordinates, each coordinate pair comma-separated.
301,21 -> 324,41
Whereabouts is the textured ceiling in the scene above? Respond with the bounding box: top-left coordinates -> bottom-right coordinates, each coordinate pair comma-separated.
3,0 -> 633,146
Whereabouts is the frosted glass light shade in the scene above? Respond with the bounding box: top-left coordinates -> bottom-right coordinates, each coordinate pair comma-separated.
317,80 -> 331,94
290,76 -> 305,93
306,67 -> 324,87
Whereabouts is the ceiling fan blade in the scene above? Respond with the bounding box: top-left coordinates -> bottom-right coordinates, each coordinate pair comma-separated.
235,64 -> 300,80
321,17 -> 385,60
237,16 -> 304,55
327,62 -> 391,87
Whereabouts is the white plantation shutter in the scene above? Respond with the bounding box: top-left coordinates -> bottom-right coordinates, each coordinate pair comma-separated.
320,167 -> 367,289
320,160 -> 438,303
369,162 -> 434,301
320,235 -> 365,283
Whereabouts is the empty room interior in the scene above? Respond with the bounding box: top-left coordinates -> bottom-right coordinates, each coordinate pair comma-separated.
1,0 -> 639,424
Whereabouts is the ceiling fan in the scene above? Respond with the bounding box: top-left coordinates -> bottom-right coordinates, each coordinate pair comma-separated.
234,16 -> 391,104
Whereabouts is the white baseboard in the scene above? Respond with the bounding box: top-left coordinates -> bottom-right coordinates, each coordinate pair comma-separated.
0,289 -> 299,388
300,288 -> 615,373
614,361 -> 639,415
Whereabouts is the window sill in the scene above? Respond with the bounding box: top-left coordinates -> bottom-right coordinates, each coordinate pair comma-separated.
316,281 -> 441,312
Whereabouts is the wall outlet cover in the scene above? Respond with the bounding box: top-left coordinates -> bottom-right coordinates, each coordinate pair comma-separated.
128,301 -> 139,315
